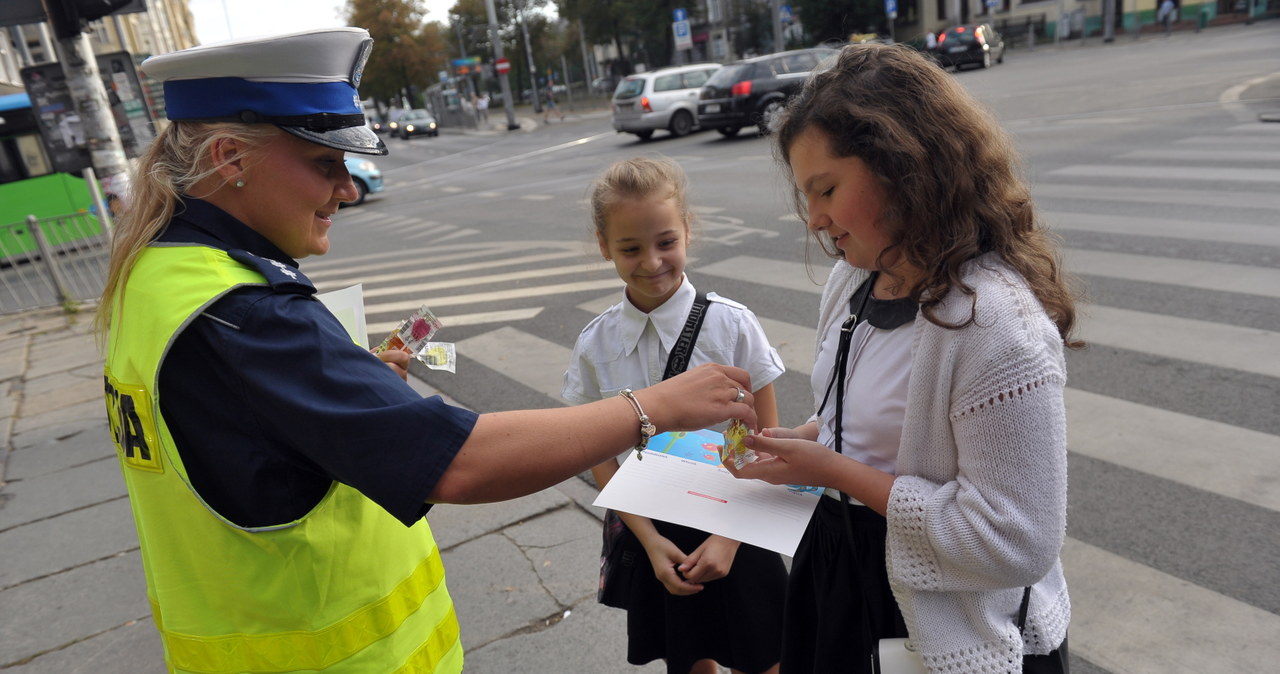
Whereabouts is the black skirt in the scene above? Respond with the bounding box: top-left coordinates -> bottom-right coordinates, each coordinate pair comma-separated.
623,519 -> 787,674
781,495 -> 908,674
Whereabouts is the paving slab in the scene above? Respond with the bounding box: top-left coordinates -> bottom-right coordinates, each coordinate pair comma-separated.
427,487 -> 570,551
0,551 -> 150,667
4,615 -> 166,674
502,506 -> 604,606
21,362 -> 101,403
12,398 -> 103,437
463,599 -> 663,673
0,497 -> 136,589
8,420 -> 112,478
0,458 -> 127,530
443,532 -> 564,649
23,346 -> 101,383
0,337 -> 26,382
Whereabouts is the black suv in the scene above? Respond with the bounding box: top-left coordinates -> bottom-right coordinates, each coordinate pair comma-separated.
697,47 -> 837,137
933,24 -> 1005,70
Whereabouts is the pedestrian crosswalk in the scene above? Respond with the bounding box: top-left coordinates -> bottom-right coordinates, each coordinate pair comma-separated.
304,124 -> 1280,672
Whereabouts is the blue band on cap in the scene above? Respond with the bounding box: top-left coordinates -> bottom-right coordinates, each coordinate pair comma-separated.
163,78 -> 360,121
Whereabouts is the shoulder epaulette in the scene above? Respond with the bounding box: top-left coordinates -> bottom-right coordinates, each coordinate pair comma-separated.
227,249 -> 316,295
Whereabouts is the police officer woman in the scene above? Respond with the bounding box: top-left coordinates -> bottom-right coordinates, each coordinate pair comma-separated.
96,28 -> 755,674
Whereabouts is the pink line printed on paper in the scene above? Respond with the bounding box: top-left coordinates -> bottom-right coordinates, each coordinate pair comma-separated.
687,491 -> 727,503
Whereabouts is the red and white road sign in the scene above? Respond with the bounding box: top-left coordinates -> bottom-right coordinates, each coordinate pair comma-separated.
495,58 -> 510,74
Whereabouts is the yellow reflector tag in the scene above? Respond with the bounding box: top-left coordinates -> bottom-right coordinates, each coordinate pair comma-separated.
104,371 -> 163,473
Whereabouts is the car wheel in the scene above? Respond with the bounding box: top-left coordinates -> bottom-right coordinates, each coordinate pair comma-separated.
634,129 -> 655,141
757,100 -> 784,134
669,110 -> 694,138
982,52 -> 992,69
997,48 -> 1005,64
341,179 -> 368,208
717,126 -> 741,138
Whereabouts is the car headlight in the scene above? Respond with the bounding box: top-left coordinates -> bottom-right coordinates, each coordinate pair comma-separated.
406,124 -> 415,132
355,161 -> 376,172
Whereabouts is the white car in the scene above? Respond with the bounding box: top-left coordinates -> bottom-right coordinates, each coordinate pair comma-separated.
611,63 -> 721,141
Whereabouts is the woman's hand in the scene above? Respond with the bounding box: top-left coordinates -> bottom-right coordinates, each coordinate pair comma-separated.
637,363 -> 757,434
730,425 -> 896,515
375,348 -> 410,382
678,535 -> 741,584
727,428 -> 842,489
643,536 -> 705,596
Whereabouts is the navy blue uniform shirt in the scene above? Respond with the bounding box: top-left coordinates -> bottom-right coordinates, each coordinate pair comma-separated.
156,198 -> 477,528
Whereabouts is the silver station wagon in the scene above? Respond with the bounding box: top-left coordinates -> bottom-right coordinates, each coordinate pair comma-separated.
611,63 -> 721,141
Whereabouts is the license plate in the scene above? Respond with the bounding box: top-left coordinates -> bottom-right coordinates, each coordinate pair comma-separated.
948,46 -> 966,53
704,104 -> 721,113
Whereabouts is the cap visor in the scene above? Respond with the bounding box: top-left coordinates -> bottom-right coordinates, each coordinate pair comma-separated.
279,124 -> 387,156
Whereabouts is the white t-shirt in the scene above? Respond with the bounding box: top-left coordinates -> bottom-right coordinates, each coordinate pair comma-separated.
562,275 -> 785,413
812,309 -> 915,476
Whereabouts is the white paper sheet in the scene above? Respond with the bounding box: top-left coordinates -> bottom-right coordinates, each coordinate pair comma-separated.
592,429 -> 822,556
316,284 -> 368,348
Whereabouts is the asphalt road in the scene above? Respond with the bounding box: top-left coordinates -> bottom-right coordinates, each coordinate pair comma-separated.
311,22 -> 1280,674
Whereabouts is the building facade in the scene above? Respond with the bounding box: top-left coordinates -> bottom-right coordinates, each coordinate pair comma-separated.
1,0 -> 198,93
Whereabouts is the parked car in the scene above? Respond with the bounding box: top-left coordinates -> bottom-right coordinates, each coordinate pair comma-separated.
611,63 -> 721,140
341,156 -> 384,207
396,108 -> 438,138
933,23 -> 1005,70
697,47 -> 837,137
591,76 -> 618,94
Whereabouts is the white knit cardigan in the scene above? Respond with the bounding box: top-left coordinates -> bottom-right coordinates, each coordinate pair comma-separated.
814,255 -> 1071,673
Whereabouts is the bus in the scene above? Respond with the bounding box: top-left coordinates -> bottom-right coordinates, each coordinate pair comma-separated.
0,92 -> 109,263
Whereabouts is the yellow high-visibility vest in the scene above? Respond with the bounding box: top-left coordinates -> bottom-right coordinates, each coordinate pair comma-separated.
104,244 -> 462,673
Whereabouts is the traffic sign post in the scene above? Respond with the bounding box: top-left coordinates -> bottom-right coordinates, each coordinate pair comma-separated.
884,0 -> 897,41
673,20 -> 692,52
494,58 -> 510,75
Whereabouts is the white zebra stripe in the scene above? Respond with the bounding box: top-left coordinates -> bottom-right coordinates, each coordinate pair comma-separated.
1062,249 -> 1280,299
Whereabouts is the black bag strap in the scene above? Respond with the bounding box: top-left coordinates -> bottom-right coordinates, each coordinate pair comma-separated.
661,293 -> 710,380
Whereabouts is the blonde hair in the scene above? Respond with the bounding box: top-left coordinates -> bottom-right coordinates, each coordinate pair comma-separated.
588,156 -> 693,238
93,122 -> 280,343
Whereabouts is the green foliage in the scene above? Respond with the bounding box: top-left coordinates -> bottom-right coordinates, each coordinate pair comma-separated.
345,0 -> 449,106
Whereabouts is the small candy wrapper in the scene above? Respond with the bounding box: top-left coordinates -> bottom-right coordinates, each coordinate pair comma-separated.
721,419 -> 757,470
418,342 -> 456,373
373,305 -> 443,359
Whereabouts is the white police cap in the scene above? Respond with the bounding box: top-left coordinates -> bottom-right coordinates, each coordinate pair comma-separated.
141,27 -> 386,156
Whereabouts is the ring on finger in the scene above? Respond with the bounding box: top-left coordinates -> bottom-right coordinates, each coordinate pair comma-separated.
733,387 -> 746,403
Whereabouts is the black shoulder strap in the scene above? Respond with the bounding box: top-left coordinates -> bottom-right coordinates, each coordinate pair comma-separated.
227,249 -> 315,295
1017,585 -> 1032,632
661,293 -> 710,381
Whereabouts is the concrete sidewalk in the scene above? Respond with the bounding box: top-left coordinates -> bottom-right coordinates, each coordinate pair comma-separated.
0,306 -> 660,673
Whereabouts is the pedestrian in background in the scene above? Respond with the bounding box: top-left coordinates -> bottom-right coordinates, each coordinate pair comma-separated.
1159,0 -> 1177,34
564,156 -> 786,674
543,81 -> 565,122
97,27 -> 756,674
476,91 -> 490,124
726,44 -> 1079,673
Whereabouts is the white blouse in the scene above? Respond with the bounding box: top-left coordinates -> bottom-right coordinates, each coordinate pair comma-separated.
562,275 -> 784,409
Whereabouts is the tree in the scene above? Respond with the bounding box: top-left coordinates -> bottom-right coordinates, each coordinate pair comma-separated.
345,0 -> 448,109
791,0 -> 886,44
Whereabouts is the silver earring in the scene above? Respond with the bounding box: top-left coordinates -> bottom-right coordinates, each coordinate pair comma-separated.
234,179 -> 245,188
